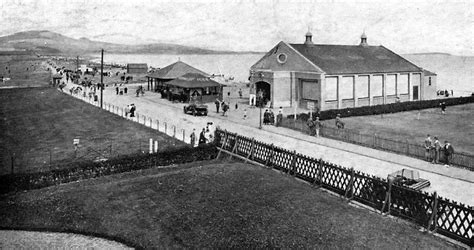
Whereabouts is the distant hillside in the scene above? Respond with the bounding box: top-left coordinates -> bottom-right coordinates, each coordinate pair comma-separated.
0,30 -> 249,55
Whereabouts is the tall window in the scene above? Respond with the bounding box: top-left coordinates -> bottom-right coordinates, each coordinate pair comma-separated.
398,74 -> 409,94
325,77 -> 338,101
371,75 -> 383,97
356,75 -> 369,98
386,74 -> 396,96
429,77 -> 432,86
341,76 -> 354,99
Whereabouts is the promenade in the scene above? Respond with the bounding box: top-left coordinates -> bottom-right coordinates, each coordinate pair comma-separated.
64,81 -> 474,205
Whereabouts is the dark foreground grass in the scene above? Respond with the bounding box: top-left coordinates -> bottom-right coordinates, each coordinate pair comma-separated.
0,161 -> 460,249
324,103 -> 474,154
0,87 -> 184,175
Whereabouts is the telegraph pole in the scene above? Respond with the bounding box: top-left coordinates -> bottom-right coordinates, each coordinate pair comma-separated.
100,49 -> 104,108
76,56 -> 79,72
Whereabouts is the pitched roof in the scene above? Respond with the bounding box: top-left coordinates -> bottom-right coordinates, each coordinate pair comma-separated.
423,69 -> 437,76
289,44 -> 422,74
147,61 -> 208,79
166,73 -> 221,88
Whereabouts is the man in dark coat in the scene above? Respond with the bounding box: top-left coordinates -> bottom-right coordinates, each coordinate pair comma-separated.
443,141 -> 454,167
307,117 -> 315,136
198,128 -> 206,145
215,99 -> 220,113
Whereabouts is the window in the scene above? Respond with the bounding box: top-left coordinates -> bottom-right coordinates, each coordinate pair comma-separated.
429,77 -> 432,86
325,77 -> 338,101
398,74 -> 409,94
371,75 -> 383,97
301,81 -> 318,100
341,76 -> 354,99
386,74 -> 396,96
356,75 -> 369,98
277,53 -> 287,64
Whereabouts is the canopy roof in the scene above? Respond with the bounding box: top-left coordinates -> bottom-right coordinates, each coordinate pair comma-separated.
166,73 -> 221,88
147,61 -> 208,79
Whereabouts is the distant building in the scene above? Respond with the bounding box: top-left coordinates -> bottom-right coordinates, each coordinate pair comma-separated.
249,32 -> 437,110
127,63 -> 148,74
146,61 -> 209,92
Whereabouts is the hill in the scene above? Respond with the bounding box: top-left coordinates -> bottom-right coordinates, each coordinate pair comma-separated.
0,30 -> 243,55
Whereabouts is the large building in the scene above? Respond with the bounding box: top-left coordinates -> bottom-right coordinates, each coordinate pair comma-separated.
249,32 -> 437,110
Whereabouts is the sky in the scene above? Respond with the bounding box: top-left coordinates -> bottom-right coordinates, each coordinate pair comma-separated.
0,0 -> 473,55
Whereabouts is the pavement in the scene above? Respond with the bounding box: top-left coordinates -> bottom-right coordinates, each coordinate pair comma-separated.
59,77 -> 473,206
0,230 -> 131,249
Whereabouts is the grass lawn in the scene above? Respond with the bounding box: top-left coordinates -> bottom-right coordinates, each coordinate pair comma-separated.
323,103 -> 474,154
0,161 -> 459,249
0,55 -> 51,88
0,87 -> 184,175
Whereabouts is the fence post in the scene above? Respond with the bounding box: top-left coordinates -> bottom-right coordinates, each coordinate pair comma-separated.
245,138 -> 255,163
344,168 -> 355,200
156,120 -> 159,131
290,150 -> 297,175
122,108 -> 124,117
265,143 -> 274,167
136,113 -> 140,123
149,118 -> 153,127
143,115 -> 146,125
182,129 -> 185,141
381,178 -> 393,215
164,122 -> 167,134
406,139 -> 409,156
173,126 -> 176,138
216,130 -> 228,160
427,192 -> 438,232
373,133 -> 377,148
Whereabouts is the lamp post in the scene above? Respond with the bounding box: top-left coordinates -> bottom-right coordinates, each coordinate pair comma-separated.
100,49 -> 104,109
259,99 -> 262,129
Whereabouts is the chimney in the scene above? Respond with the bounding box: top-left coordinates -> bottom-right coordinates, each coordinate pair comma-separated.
360,32 -> 368,46
305,31 -> 313,45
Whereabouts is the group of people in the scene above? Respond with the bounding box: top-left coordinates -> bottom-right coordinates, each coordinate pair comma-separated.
306,116 -> 322,137
214,99 -> 230,116
262,107 -> 283,126
424,134 -> 455,166
189,122 -> 215,147
125,104 -> 137,118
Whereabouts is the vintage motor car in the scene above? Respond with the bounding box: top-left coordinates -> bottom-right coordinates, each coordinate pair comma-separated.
183,103 -> 208,116
387,169 -> 430,190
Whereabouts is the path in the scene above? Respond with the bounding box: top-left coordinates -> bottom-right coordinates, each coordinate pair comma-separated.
0,230 -> 131,249
61,80 -> 473,205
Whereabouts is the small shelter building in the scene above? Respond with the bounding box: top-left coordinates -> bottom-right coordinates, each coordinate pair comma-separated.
146,61 -> 209,96
164,73 -> 222,103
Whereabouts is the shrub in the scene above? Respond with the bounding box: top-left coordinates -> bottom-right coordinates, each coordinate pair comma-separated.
287,96 -> 474,121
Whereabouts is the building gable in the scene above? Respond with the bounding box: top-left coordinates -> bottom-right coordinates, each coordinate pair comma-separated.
250,41 -> 324,73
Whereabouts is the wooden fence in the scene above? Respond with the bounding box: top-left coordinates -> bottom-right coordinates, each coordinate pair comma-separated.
214,128 -> 473,246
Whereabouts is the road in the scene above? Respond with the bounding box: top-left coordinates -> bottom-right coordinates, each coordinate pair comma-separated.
63,81 -> 474,206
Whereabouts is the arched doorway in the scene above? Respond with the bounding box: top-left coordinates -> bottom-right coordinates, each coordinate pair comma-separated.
255,81 -> 271,107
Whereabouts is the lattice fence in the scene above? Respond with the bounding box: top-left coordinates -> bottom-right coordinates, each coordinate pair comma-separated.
214,128 -> 473,246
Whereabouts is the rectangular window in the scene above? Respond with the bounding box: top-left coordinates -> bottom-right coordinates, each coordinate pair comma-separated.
356,75 -> 369,98
341,76 -> 354,99
371,75 -> 383,97
429,77 -> 432,86
325,77 -> 338,101
302,80 -> 318,100
386,74 -> 396,96
398,74 -> 409,94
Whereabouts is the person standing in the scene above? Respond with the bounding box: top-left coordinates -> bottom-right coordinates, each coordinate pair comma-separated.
215,99 -> 220,113
314,117 -> 322,137
222,102 -> 229,116
276,110 -> 283,127
432,136 -> 441,164
443,141 -> 454,167
307,117 -> 315,136
238,88 -> 243,99
116,86 -> 119,95
198,128 -> 206,145
130,104 -> 136,118
424,134 -> 433,162
440,102 -> 446,114
190,129 -> 196,147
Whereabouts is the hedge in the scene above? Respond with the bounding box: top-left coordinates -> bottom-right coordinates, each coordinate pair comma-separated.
287,95 -> 474,121
0,143 -> 218,194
